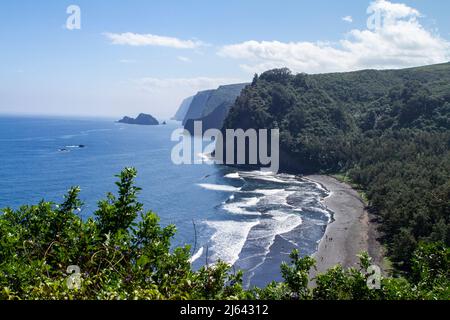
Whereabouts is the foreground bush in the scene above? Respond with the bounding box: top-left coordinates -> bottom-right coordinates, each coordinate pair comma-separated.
0,169 -> 448,300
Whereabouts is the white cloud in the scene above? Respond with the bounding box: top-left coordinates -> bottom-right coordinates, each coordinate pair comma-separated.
367,0 -> 420,20
177,56 -> 192,63
104,32 -> 205,49
218,0 -> 450,74
342,16 -> 353,23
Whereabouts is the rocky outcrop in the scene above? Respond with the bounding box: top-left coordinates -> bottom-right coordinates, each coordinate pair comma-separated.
118,113 -> 159,125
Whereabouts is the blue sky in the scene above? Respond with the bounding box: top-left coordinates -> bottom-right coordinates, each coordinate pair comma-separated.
1,0 -> 449,118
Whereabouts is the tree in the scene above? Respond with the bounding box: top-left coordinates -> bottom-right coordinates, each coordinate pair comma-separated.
1,169 -> 449,300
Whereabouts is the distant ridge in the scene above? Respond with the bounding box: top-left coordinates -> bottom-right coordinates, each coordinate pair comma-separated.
182,90 -> 215,126
184,101 -> 233,135
172,96 -> 194,121
180,83 -> 248,134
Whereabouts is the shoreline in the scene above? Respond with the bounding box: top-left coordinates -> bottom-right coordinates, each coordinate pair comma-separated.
304,175 -> 385,278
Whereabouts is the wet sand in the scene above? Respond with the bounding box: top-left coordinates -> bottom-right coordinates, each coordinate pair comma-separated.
304,175 -> 384,278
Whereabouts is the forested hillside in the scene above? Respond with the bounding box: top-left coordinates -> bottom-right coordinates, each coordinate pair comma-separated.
223,64 -> 450,271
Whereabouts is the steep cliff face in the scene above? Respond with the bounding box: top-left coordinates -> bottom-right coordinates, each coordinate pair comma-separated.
184,101 -> 232,135
172,96 -> 194,121
182,83 -> 248,134
182,90 -> 214,125
201,83 -> 248,117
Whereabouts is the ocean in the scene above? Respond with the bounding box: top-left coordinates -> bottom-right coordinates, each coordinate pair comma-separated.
0,116 -> 331,287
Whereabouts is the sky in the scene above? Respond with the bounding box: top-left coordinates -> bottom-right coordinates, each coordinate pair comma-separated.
0,0 -> 449,119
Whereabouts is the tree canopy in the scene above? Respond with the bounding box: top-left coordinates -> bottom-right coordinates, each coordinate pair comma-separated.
223,63 -> 450,271
1,169 -> 448,300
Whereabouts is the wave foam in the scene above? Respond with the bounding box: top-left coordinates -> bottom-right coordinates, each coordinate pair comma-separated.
309,207 -> 333,222
253,189 -> 295,207
222,197 -> 261,215
205,219 -> 259,265
224,172 -> 241,179
196,153 -> 211,161
242,210 -> 303,271
239,170 -> 301,184
197,184 -> 241,192
189,247 -> 204,264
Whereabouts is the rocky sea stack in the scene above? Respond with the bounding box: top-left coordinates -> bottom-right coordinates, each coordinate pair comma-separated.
118,113 -> 159,125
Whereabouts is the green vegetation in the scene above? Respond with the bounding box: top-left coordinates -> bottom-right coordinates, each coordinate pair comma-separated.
0,169 -> 448,300
1,63 -> 449,299
224,64 -> 450,273
0,169 -> 245,300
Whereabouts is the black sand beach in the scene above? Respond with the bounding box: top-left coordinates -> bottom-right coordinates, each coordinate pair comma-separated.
305,175 -> 385,278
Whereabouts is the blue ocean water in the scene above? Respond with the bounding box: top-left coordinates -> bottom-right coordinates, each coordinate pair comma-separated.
0,116 -> 331,287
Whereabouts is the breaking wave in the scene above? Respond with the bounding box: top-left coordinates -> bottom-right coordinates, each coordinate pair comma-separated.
198,170 -> 332,274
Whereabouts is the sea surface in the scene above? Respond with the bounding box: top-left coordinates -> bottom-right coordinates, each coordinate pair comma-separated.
0,116 -> 332,287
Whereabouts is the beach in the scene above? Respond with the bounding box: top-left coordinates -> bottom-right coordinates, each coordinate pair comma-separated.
304,175 -> 385,278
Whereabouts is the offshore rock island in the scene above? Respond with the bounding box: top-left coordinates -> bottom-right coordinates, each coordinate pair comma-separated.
118,113 -> 159,125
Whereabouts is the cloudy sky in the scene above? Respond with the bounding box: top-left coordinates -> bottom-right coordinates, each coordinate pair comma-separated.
1,0 -> 449,118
